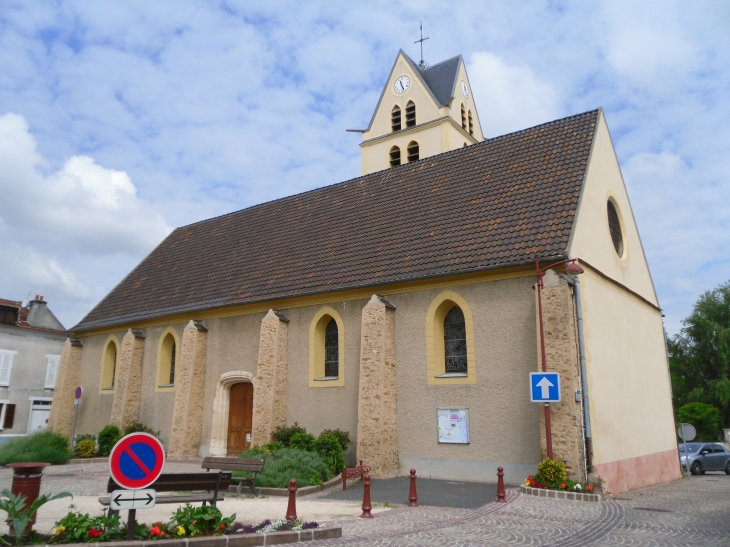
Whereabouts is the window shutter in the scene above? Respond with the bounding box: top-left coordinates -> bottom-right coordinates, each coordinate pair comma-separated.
45,355 -> 60,388
0,353 -> 12,386
3,404 -> 15,429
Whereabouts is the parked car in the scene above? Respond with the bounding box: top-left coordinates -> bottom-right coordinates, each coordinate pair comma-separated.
679,442 -> 730,475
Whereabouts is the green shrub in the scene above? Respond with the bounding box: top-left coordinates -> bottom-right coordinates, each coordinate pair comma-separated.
315,433 -> 345,475
677,402 -> 721,441
271,422 -> 307,447
98,425 -> 121,457
75,439 -> 97,458
123,421 -> 162,440
289,432 -> 316,452
75,433 -> 96,444
236,448 -> 331,488
535,459 -> 567,487
261,441 -> 285,453
0,430 -> 70,465
321,428 -> 351,451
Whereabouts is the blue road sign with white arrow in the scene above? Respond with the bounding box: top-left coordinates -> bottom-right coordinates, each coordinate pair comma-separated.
530,372 -> 561,402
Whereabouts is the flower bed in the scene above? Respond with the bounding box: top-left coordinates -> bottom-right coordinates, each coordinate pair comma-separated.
522,458 -> 597,499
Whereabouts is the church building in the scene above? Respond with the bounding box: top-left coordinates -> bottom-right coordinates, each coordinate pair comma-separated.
48,51 -> 680,494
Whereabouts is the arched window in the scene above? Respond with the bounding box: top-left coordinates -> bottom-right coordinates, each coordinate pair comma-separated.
426,291 -> 476,385
607,200 -> 624,257
407,141 -> 419,162
468,110 -> 474,135
461,103 -> 466,129
157,331 -> 178,390
100,338 -> 118,391
444,307 -> 467,373
309,307 -> 345,387
391,105 -> 401,132
389,146 -> 401,167
324,319 -> 338,377
405,101 -> 416,127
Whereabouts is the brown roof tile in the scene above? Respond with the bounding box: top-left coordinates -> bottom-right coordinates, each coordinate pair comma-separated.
73,110 -> 599,331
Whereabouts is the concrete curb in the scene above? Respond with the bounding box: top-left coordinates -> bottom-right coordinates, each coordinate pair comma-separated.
520,484 -> 602,502
234,475 -> 343,497
37,526 -> 342,546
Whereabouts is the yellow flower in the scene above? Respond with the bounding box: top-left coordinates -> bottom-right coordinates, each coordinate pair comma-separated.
524,478 -> 530,486
177,526 -> 186,536
52,525 -> 66,536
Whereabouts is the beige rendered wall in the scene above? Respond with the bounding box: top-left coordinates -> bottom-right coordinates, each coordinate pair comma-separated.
569,110 -> 658,306
450,61 -> 484,141
392,277 -> 542,485
363,124 -> 447,175
580,270 -> 680,493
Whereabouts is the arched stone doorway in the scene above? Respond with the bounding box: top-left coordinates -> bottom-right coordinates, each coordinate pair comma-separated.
209,371 -> 256,457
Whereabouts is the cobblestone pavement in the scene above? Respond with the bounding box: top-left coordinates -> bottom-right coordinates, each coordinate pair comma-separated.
2,463 -> 728,545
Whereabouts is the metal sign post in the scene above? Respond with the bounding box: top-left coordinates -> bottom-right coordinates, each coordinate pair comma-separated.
678,423 -> 696,476
71,386 -> 82,450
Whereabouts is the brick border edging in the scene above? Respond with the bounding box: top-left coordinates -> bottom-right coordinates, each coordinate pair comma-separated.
520,484 -> 602,502
37,526 -> 342,547
239,475 -> 342,497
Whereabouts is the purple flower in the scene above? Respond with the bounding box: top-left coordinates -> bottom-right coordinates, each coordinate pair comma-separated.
302,521 -> 319,529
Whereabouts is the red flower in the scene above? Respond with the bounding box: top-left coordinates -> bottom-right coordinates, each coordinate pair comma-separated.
587,485 -> 593,492
150,526 -> 164,537
88,528 -> 102,539
219,524 -> 226,531
561,483 -> 567,489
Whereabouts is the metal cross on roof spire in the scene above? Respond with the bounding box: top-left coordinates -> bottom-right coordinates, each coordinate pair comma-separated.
414,21 -> 429,69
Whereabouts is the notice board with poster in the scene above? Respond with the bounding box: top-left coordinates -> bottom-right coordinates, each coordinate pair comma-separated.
437,408 -> 470,444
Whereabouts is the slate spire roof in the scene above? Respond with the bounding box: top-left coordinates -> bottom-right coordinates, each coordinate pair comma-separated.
73,110 -> 599,332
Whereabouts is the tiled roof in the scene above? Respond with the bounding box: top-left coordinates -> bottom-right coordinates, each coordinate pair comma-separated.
418,55 -> 461,107
73,110 -> 599,332
0,298 -> 21,309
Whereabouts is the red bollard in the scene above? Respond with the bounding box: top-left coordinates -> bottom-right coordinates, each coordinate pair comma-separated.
286,478 -> 298,520
496,466 -> 506,503
360,474 -> 373,518
342,465 -> 348,491
8,463 -> 49,532
408,469 -> 418,507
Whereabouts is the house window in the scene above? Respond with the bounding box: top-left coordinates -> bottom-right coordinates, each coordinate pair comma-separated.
405,101 -> 416,127
0,350 -> 16,387
45,354 -> 60,389
468,110 -> 474,135
0,402 -> 15,430
461,103 -> 466,129
407,141 -> 419,162
101,338 -> 117,391
426,291 -> 476,385
309,307 -> 345,387
389,146 -> 401,167
391,105 -> 401,131
444,307 -> 467,373
607,200 -> 624,257
324,319 -> 338,377
0,307 -> 18,326
157,332 -> 178,389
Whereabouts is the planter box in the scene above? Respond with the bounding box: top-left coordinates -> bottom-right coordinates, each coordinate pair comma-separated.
28,526 -> 341,547
520,484 -> 601,503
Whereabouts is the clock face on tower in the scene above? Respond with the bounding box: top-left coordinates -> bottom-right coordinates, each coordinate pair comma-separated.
461,81 -> 469,98
394,76 -> 410,94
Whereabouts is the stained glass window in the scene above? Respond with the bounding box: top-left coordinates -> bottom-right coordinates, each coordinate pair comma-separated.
324,319 -> 339,377
444,307 -> 467,373
169,342 -> 176,385
607,201 -> 624,257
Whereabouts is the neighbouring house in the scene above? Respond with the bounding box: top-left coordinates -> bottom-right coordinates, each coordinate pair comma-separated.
49,51 -> 680,494
0,296 -> 66,439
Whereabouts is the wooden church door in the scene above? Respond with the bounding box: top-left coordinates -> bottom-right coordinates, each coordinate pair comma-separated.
227,382 -> 253,456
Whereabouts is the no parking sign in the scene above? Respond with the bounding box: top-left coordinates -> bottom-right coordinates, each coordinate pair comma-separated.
109,433 -> 165,490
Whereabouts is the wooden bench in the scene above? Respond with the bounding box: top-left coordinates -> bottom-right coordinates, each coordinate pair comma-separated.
202,457 -> 265,497
99,472 -> 232,514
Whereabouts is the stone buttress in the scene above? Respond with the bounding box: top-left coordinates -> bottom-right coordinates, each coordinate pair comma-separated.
47,337 -> 83,437
538,270 -> 586,481
168,320 -> 208,457
356,295 -> 398,476
251,309 -> 289,447
109,329 -> 146,430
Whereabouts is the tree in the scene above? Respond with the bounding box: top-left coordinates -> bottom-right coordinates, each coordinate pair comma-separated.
668,280 -> 730,431
676,402 -> 721,441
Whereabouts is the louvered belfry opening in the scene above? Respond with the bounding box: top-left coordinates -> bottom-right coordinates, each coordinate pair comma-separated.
405,101 -> 416,127
407,141 -> 419,162
461,104 -> 466,129
444,306 -> 467,373
391,105 -> 401,132
468,111 -> 474,135
324,318 -> 339,377
389,146 -> 401,167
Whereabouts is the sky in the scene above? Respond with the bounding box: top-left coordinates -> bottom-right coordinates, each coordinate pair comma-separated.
0,0 -> 728,335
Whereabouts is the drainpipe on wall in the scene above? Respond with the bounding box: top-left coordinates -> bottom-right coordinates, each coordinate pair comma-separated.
572,275 -> 593,474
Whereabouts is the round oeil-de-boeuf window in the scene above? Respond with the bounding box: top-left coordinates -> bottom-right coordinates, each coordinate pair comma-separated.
607,200 -> 624,257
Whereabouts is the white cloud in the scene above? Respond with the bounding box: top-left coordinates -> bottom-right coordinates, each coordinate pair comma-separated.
468,51 -> 562,138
